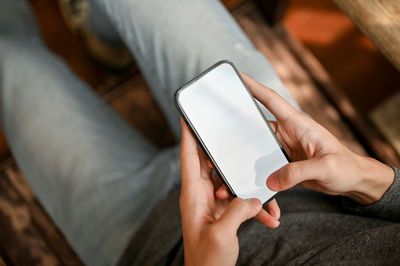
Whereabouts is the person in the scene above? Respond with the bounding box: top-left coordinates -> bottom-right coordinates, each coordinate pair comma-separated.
0,0 -> 398,266
179,73 -> 399,265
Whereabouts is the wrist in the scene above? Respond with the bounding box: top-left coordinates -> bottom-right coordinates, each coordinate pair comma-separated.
346,156 -> 394,205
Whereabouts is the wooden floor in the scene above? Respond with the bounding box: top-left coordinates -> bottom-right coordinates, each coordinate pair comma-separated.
0,1 -> 373,264
0,0 -> 398,265
284,0 -> 400,114
1,0 -> 399,162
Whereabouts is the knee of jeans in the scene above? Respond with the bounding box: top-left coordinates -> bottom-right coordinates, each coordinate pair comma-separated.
88,0 -> 124,46
0,0 -> 41,38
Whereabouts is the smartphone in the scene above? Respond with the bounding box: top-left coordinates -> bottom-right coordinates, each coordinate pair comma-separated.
175,60 -> 289,204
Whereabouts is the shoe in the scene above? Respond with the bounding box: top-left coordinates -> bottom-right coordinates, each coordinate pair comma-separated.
58,0 -> 133,70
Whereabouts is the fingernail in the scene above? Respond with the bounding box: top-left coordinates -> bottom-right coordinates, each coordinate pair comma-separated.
267,172 -> 282,191
273,219 -> 280,228
270,209 -> 280,220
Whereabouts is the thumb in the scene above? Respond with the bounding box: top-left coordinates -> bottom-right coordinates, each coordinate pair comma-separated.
267,158 -> 323,191
215,198 -> 262,233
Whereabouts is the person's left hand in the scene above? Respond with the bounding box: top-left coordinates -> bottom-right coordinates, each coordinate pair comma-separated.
179,119 -> 280,266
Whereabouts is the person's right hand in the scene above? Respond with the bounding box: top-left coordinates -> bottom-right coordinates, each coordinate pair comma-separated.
232,74 -> 394,206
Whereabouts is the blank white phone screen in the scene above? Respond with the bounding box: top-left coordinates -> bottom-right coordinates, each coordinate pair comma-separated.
177,62 -> 288,203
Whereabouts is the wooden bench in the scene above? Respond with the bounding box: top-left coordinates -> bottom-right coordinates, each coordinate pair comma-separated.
0,1 -> 398,265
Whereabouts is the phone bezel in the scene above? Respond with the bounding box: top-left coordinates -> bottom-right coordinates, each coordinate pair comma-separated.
174,60 -> 289,204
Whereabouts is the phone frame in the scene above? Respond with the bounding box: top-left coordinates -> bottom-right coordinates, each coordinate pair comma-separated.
175,60 -> 289,204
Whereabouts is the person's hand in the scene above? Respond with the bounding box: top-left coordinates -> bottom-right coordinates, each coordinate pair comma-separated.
179,119 -> 280,266
241,73 -> 394,205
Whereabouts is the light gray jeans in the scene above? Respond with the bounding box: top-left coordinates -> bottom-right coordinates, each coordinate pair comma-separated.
0,0 -> 298,265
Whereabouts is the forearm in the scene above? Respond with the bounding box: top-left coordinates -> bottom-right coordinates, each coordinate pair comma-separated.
343,159 -> 400,222
344,155 -> 395,205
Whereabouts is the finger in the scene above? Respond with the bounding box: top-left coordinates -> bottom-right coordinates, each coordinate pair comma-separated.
215,184 -> 231,199
254,208 -> 280,228
268,121 -> 278,134
206,159 -> 213,169
267,158 -> 323,191
265,199 -> 280,220
214,193 -> 280,228
214,198 -> 262,233
180,118 -> 200,190
198,147 -> 213,180
180,118 -> 198,159
241,73 -> 297,121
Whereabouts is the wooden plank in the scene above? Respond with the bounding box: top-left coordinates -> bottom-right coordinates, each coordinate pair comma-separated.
371,92 -> 400,158
222,0 -> 247,10
0,160 -> 83,266
254,0 -> 290,25
102,75 -> 176,148
275,22 -> 400,167
0,131 -> 9,164
334,0 -> 400,71
232,3 -> 367,156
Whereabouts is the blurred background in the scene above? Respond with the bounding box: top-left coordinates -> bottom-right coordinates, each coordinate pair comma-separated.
0,0 -> 399,164
0,0 -> 399,265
